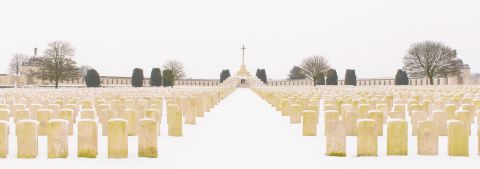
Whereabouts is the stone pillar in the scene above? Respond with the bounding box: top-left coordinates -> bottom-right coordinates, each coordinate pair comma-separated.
387,119 -> 407,155
47,119 -> 68,158
326,120 -> 346,156
290,104 -> 302,124
16,120 -> 38,158
78,119 -> 98,158
0,120 -> 8,158
357,119 -> 377,156
448,120 -> 469,156
108,119 -> 128,158
138,119 -> 158,158
417,121 -> 438,155
302,110 -> 317,136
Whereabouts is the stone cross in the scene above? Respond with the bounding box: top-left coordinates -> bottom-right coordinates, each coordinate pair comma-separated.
241,45 -> 246,65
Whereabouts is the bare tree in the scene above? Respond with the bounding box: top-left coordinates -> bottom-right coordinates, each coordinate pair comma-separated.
37,41 -> 79,88
403,41 -> 458,85
300,55 -> 330,84
163,59 -> 185,80
8,53 -> 28,75
8,53 -> 28,87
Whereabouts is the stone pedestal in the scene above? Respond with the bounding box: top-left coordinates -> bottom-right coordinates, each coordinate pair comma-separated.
138,119 -> 158,158
432,110 -> 447,136
387,119 -> 407,155
417,121 -> 438,155
80,109 -> 96,119
56,109 -> 74,135
357,119 -> 377,156
357,104 -> 369,118
123,109 -> 139,136
102,109 -> 116,136
194,94 -> 205,117
290,104 -> 302,124
14,110 -> 30,123
37,109 -> 52,136
368,110 -> 383,136
78,119 -> 98,158
108,119 -> 128,158
411,111 -> 427,136
185,97 -> 197,125
455,110 -> 472,135
47,119 -> 69,158
302,110 -> 317,136
16,120 -> 38,158
448,120 -> 468,156
168,104 -> 183,137
344,111 -> 358,136
326,120 -> 346,156
324,110 -> 341,135
145,108 -> 160,122
445,104 -> 457,120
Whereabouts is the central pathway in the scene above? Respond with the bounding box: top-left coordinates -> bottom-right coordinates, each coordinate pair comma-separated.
161,88 -> 323,169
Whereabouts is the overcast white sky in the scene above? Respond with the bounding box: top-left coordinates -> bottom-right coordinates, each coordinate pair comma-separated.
0,0 -> 479,79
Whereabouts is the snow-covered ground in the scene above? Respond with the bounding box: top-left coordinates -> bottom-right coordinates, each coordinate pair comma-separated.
3,88 -> 479,169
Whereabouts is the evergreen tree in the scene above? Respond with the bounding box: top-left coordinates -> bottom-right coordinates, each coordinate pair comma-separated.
326,69 -> 338,85
395,69 -> 409,85
220,70 -> 225,83
149,68 -> 162,87
344,69 -> 357,86
260,69 -> 267,84
220,69 -> 231,83
314,73 -> 325,86
131,68 -> 144,87
163,69 -> 175,87
85,69 -> 101,87
255,69 -> 261,79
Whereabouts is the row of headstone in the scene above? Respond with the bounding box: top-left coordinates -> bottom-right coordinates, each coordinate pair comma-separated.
0,114 -> 185,158
252,86 -> 480,156
0,87 -> 235,158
